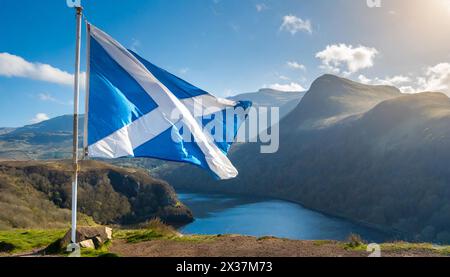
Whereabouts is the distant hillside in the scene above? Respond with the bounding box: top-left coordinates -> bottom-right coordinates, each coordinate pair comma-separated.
162,75 -> 450,243
0,115 -> 84,160
230,88 -> 305,118
0,160 -> 193,229
9,115 -> 84,135
0,128 -> 15,136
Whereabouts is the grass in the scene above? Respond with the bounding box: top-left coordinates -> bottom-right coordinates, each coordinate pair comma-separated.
80,241 -> 119,257
0,227 -> 117,257
438,247 -> 450,256
380,242 -> 434,251
0,220 -> 215,256
114,218 -> 216,244
339,238 -> 450,256
0,229 -> 66,254
379,242 -> 450,256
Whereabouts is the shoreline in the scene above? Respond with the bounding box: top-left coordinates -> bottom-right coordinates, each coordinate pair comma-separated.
175,189 -> 408,243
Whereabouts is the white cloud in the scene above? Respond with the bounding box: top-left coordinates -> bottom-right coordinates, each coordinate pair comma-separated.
357,74 -> 372,84
38,92 -> 57,102
358,74 -> 411,86
287,61 -> 306,70
0,52 -> 77,86
31,113 -> 49,124
384,75 -> 411,86
280,15 -> 312,35
279,75 -> 290,81
358,63 -> 450,95
316,44 -> 378,75
419,63 -> 450,94
256,3 -> 267,12
38,92 -> 72,105
266,82 -> 305,92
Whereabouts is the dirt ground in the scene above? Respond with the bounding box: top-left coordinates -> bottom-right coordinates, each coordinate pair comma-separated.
109,235 -> 446,257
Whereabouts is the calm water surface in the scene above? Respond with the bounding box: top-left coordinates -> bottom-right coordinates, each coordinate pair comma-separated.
178,192 -> 395,243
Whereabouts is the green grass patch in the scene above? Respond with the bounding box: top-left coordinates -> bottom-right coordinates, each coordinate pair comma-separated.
115,218 -> 216,244
380,242 -> 450,255
79,241 -> 118,257
340,240 -> 450,255
380,242 -> 434,251
0,229 -> 66,254
115,229 -> 216,244
343,243 -> 367,251
437,246 -> 450,256
115,229 -> 167,243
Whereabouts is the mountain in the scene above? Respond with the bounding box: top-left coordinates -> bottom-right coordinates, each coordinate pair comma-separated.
230,88 -> 305,119
9,114 -> 84,135
0,115 -> 84,160
0,160 -> 193,229
0,128 -> 15,136
286,74 -> 400,129
161,75 -> 450,243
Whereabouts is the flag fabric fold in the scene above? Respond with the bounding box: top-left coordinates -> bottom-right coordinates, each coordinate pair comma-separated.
86,23 -> 251,179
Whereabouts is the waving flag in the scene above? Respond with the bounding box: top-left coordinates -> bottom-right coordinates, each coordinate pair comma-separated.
85,24 -> 251,179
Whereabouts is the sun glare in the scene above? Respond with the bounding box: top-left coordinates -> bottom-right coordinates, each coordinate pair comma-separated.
443,0 -> 450,11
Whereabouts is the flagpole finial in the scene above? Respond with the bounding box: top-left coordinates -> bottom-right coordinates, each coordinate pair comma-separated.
76,6 -> 83,15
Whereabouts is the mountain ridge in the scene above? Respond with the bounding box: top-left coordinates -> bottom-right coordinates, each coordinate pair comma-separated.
284,74 -> 401,130
161,75 -> 450,243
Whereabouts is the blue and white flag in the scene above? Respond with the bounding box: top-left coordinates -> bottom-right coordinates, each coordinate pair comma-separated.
85,24 -> 251,179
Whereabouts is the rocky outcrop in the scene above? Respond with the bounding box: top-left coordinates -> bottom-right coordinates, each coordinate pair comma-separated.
60,227 -> 112,250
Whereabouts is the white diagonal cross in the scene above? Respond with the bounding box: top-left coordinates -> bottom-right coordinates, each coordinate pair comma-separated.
88,24 -> 238,179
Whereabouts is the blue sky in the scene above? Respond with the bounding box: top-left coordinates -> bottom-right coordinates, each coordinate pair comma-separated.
0,0 -> 449,127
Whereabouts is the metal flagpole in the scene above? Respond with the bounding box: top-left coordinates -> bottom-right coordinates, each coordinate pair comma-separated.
70,4 -> 83,246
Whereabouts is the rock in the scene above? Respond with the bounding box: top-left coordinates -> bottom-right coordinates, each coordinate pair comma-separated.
0,241 -> 15,253
58,226 -> 113,250
92,236 -> 103,248
79,239 -> 95,249
104,227 -> 112,240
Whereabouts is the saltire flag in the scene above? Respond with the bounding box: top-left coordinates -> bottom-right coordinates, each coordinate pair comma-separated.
85,23 -> 251,179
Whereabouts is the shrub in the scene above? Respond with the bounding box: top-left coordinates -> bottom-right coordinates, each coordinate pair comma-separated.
346,233 -> 365,248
